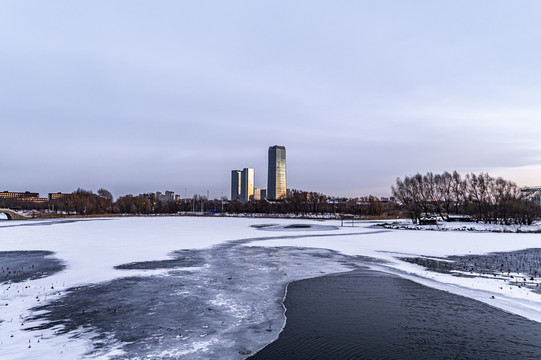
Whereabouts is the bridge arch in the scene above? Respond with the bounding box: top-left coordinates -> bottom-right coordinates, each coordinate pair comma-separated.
0,209 -> 29,220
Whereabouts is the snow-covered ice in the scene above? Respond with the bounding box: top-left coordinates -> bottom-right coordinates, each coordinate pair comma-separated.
1,216 -> 541,359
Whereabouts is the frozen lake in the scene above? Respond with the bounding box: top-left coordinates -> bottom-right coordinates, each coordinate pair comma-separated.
1,217 -> 541,359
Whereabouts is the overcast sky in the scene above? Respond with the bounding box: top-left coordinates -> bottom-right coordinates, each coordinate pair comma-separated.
2,1 -> 541,199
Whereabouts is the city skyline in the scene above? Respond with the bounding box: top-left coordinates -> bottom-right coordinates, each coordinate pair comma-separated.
231,145 -> 286,202
2,2 -> 541,199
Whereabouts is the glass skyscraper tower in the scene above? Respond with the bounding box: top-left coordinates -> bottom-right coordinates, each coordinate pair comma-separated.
231,170 -> 241,201
231,168 -> 254,202
267,145 -> 286,200
240,168 -> 254,203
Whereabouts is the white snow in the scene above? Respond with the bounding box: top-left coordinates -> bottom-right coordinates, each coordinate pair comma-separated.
1,216 -> 541,359
384,219 -> 541,233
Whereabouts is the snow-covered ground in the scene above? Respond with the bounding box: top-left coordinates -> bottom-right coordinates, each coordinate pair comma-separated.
1,217 -> 541,359
382,219 -> 541,232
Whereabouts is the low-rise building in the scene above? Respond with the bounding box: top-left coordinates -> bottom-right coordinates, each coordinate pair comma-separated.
1,191 -> 40,199
521,186 -> 541,206
48,192 -> 73,201
0,191 -> 46,202
19,196 -> 47,203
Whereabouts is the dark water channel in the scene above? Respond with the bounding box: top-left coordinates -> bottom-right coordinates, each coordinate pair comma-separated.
252,269 -> 541,360
0,250 -> 65,284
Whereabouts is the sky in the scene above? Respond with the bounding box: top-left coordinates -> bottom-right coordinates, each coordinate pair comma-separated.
2,1 -> 541,199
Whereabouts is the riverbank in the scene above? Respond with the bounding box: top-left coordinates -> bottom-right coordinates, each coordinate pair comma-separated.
22,211 -> 399,221
380,219 -> 541,233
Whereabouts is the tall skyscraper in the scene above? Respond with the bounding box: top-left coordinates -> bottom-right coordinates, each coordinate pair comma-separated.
231,170 -> 242,201
240,168 -> 255,203
267,145 -> 286,200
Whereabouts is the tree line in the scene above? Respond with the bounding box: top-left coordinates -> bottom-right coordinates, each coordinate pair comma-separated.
392,171 -> 540,225
227,190 -> 390,217
3,188 -> 393,218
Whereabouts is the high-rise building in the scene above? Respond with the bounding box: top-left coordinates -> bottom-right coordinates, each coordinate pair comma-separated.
240,168 -> 255,203
231,170 -> 242,201
267,145 -> 286,200
165,191 -> 174,202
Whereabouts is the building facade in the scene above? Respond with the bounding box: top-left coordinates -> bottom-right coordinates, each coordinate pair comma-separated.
231,170 -> 242,201
1,190 -> 48,203
521,186 -> 541,206
267,145 -> 286,200
48,192 -> 72,201
1,191 -> 40,199
165,191 -> 175,202
240,168 -> 254,203
253,188 -> 261,201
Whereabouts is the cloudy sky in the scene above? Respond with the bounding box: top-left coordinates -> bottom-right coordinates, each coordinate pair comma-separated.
2,1 -> 541,199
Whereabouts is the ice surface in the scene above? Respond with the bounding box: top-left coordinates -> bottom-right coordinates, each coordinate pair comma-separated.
0,217 -> 367,359
2,216 -> 541,359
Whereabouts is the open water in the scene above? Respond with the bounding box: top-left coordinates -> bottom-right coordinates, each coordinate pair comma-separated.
251,269 -> 541,360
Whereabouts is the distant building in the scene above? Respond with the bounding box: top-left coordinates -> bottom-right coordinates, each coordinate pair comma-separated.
11,194 -> 48,203
253,188 -> 261,201
521,186 -> 541,206
267,145 -> 286,200
165,191 -> 174,202
2,191 -> 40,200
0,190 -> 49,202
260,189 -> 267,200
152,191 -> 176,202
175,194 -> 182,202
48,192 -> 73,201
240,168 -> 254,203
231,170 -> 242,201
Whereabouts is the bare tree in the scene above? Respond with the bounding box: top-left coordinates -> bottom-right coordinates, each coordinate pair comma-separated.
393,171 -> 540,225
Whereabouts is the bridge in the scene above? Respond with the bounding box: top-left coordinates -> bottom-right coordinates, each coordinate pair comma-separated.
0,208 -> 30,220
